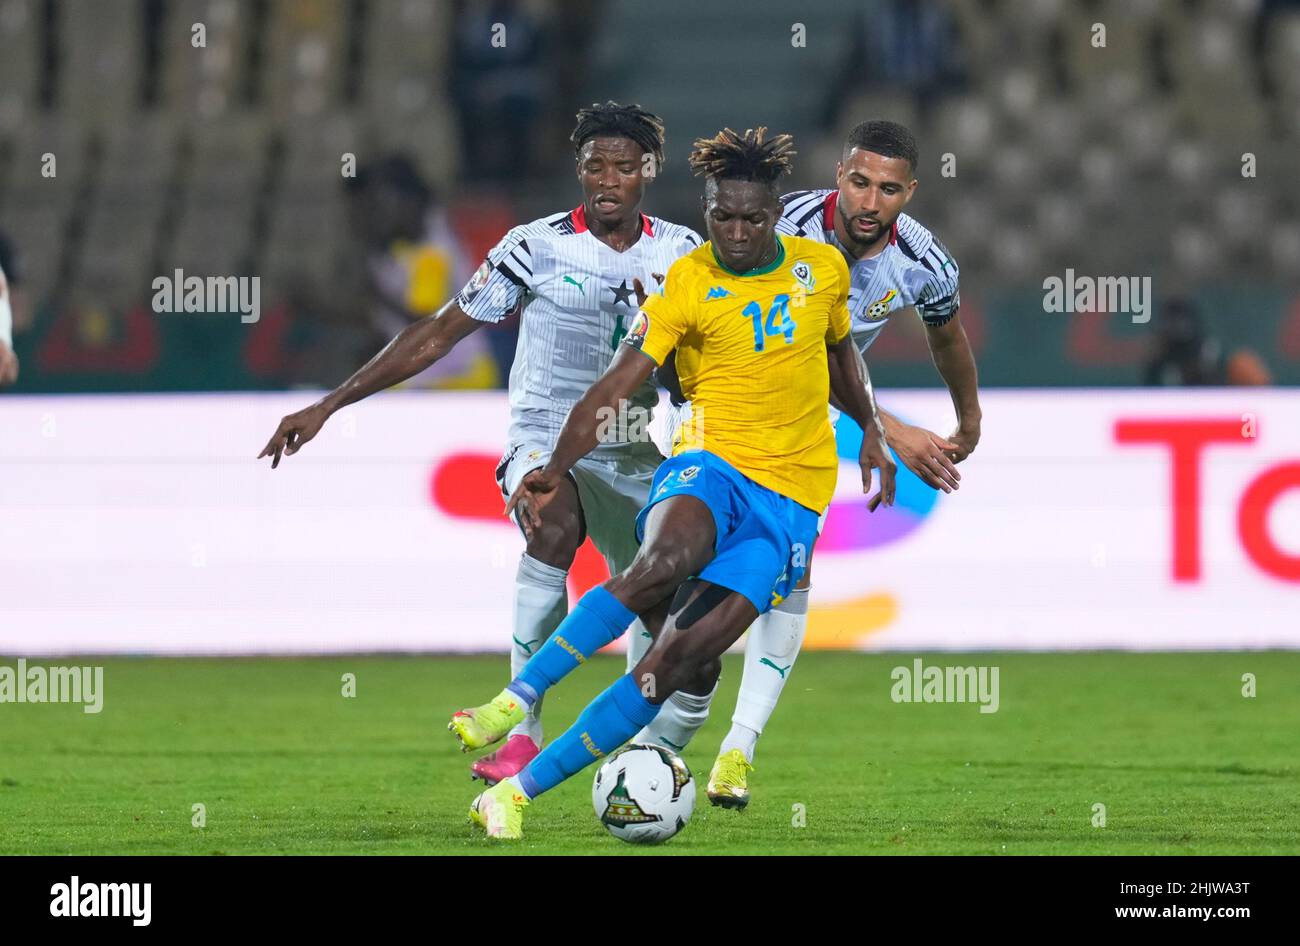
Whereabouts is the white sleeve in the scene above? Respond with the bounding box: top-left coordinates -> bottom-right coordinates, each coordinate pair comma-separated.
777,190 -> 827,237
915,239 -> 960,326
454,227 -> 534,324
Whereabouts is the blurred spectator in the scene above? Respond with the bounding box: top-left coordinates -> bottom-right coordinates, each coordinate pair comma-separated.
547,1 -> 601,142
450,0 -> 545,182
1142,298 -> 1273,386
1253,0 -> 1300,98
828,0 -> 966,125
1224,348 -> 1275,386
344,154 -> 498,389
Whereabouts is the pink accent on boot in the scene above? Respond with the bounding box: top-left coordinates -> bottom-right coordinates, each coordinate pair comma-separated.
470,734 -> 540,785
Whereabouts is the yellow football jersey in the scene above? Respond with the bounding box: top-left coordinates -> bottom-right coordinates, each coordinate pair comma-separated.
632,234 -> 851,513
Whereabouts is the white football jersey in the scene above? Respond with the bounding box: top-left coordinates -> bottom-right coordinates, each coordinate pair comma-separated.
456,206 -> 701,460
777,189 -> 959,353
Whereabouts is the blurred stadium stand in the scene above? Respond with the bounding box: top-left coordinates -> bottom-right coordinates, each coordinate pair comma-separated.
0,0 -> 1297,393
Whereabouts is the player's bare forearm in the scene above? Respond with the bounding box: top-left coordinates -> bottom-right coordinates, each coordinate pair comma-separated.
541,346 -> 656,479
318,302 -> 483,415
827,337 -> 884,442
925,315 -> 982,432
258,302 -> 483,467
828,355 -> 905,444
874,406 -> 905,442
824,338 -> 961,491
828,337 -> 896,508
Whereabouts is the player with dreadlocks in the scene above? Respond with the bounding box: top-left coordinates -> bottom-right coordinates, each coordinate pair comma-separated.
258,103 -> 702,783
453,127 -> 896,839
640,120 -> 984,811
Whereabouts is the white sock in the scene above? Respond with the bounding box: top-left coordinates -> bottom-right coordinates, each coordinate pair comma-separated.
720,721 -> 759,761
635,680 -> 718,753
721,587 -> 809,762
509,553 -> 568,745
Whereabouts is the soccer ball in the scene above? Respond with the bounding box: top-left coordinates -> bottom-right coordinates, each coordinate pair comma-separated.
591,743 -> 695,844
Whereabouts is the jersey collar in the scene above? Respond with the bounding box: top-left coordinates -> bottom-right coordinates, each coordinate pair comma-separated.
822,190 -> 838,232
823,190 -> 897,250
711,235 -> 787,277
571,204 -> 654,236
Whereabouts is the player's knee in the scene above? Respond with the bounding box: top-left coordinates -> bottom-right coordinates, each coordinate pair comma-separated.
683,656 -> 721,696
524,516 -> 581,567
614,549 -> 693,606
649,626 -> 710,692
634,635 -> 689,702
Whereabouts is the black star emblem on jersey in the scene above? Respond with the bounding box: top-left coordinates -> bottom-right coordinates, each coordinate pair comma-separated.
608,279 -> 636,307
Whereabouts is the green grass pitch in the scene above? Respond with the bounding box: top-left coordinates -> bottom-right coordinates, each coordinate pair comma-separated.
1,652 -> 1297,855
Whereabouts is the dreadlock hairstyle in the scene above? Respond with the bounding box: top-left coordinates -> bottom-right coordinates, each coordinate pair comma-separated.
687,127 -> 796,191
570,101 -> 666,171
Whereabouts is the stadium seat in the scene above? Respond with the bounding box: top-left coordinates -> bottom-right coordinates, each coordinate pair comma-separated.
262,0 -> 348,120
59,0 -> 142,127
278,111 -> 359,201
362,0 -> 453,113
0,0 -> 39,135
162,0 -> 251,119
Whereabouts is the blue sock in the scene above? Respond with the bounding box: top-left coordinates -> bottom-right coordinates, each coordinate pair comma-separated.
517,674 -> 660,798
508,586 -> 635,705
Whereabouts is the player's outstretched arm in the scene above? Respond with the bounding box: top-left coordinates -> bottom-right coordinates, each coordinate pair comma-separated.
924,313 -> 982,462
827,336 -> 896,511
827,340 -> 962,495
506,345 -> 656,536
257,301 -> 484,468
876,404 -> 962,493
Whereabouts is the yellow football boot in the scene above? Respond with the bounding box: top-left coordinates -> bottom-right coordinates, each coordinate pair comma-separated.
707,748 -> 754,810
448,691 -> 526,752
469,780 -> 529,840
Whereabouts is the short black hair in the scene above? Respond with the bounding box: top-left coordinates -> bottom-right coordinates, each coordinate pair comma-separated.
843,120 -> 918,172
571,102 -> 666,170
688,127 -> 795,191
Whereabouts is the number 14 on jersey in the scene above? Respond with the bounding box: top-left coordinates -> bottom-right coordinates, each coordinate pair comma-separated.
742,294 -> 797,352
